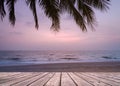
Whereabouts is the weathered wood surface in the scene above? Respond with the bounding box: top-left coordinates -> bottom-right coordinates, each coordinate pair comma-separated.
0,72 -> 120,86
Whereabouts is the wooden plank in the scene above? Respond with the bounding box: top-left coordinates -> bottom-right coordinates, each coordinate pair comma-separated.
80,73 -> 120,86
61,72 -> 76,86
98,72 -> 120,78
0,73 -> 41,86
88,73 -> 120,82
68,72 -> 92,86
29,72 -> 54,86
0,72 -> 21,78
45,72 -> 61,86
0,72 -> 120,86
75,72 -> 111,86
0,73 -> 33,84
0,73 -> 23,81
10,73 -> 46,86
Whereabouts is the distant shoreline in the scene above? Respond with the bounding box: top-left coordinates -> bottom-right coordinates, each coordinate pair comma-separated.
0,61 -> 120,72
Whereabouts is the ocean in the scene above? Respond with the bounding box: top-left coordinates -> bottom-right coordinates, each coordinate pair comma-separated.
0,50 -> 120,66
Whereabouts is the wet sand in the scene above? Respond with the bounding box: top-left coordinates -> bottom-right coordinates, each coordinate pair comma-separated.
0,61 -> 120,72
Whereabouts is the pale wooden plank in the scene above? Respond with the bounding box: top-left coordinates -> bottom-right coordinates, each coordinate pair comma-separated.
0,73 -> 40,86
45,72 -> 60,86
66,73 -> 78,86
88,73 -> 120,82
75,72 -> 110,86
0,72 -> 120,86
0,72 -> 23,81
61,72 -> 76,86
29,72 -> 54,86
10,73 -> 46,86
68,72 -> 92,86
0,73 -> 33,84
97,73 -> 120,78
81,73 -> 120,86
0,72 -> 21,78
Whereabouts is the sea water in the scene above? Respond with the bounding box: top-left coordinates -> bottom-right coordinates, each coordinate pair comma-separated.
0,50 -> 120,66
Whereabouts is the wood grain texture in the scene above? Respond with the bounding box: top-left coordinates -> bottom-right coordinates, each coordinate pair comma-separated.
0,72 -> 120,86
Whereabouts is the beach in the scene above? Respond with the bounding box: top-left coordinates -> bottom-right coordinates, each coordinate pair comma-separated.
0,61 -> 120,72
0,52 -> 120,86
0,51 -> 120,85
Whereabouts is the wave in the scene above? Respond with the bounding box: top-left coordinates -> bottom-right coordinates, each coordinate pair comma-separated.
102,56 -> 118,59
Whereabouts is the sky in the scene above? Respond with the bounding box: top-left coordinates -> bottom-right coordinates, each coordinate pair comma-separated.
0,0 -> 120,50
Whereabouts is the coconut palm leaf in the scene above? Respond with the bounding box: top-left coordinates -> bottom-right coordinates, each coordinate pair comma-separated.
60,0 -> 110,31
82,0 -> 110,11
26,0 -> 39,29
77,0 -> 95,29
0,0 -> 110,32
0,0 -> 6,20
60,0 -> 87,31
39,0 -> 60,31
6,0 -> 17,25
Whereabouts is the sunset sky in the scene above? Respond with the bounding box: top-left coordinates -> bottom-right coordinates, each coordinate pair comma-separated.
0,0 -> 120,50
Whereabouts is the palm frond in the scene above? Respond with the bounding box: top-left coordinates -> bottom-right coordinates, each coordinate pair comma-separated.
60,0 -> 87,31
77,0 -> 95,29
26,0 -> 39,29
82,0 -> 110,11
6,0 -> 17,25
0,0 -> 110,32
60,0 -> 76,13
39,0 -> 60,32
0,0 -> 6,20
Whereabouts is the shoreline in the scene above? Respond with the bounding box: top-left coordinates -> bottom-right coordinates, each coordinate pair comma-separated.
0,61 -> 120,72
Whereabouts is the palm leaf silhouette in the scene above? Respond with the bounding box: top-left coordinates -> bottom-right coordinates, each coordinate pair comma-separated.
26,0 -> 39,29
0,0 -> 110,32
6,0 -> 17,25
39,0 -> 60,31
0,0 -> 6,20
